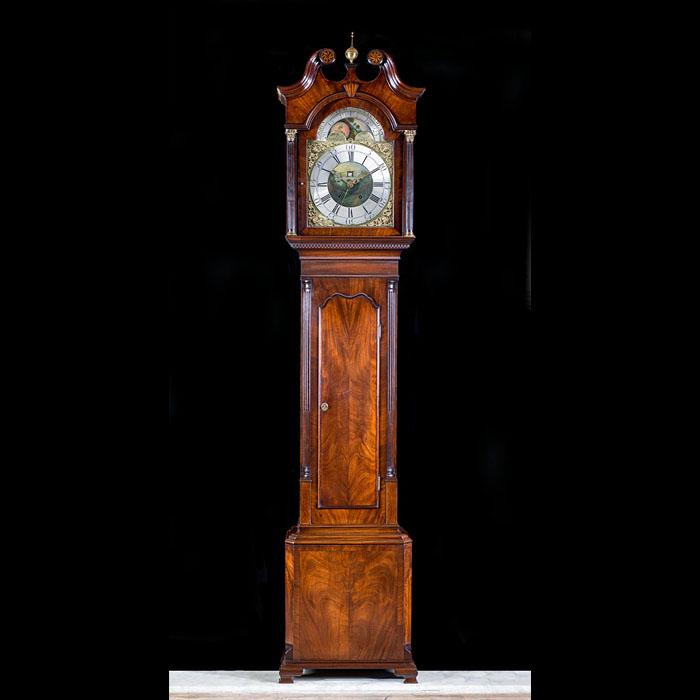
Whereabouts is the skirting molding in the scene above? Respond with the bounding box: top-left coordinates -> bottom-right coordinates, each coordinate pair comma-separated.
288,240 -> 414,250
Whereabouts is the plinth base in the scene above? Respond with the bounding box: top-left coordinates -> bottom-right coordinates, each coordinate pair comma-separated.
279,644 -> 418,683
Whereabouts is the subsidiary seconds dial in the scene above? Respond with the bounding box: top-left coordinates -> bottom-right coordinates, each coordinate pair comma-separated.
309,143 -> 391,226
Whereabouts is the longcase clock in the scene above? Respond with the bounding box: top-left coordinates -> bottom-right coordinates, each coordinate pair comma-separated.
277,38 -> 424,684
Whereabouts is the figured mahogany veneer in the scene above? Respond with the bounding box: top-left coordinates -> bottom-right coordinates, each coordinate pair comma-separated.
318,292 -> 380,509
278,48 -> 423,685
282,526 -> 416,684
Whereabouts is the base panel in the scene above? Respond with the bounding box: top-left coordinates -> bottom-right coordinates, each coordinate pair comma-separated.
280,645 -> 417,684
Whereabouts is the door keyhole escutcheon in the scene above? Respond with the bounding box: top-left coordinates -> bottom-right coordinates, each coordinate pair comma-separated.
321,402 -> 329,412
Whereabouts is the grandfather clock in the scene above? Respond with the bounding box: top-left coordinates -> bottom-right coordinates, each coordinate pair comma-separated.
278,37 -> 424,684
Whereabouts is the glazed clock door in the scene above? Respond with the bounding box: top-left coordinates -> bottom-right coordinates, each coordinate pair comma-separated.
311,279 -> 387,524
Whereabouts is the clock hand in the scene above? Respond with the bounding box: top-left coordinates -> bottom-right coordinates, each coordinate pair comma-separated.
343,177 -> 361,203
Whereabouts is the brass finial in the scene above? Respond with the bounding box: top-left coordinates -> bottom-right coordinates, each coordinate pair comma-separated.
345,32 -> 358,63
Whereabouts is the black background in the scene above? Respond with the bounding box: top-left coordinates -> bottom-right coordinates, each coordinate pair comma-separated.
168,0 -> 532,671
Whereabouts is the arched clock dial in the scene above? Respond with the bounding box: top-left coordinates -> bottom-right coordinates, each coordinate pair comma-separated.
309,142 -> 391,226
316,108 -> 384,143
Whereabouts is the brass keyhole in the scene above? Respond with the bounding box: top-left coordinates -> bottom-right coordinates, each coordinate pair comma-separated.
320,402 -> 329,412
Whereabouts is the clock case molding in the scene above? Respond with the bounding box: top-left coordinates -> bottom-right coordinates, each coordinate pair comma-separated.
277,48 -> 424,684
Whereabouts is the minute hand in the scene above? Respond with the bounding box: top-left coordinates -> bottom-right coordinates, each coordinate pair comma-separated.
342,177 -> 362,206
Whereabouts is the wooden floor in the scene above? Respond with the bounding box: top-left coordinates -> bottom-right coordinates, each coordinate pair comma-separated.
169,670 -> 531,699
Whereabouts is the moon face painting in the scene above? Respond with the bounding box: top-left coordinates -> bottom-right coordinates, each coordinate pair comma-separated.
317,108 -> 385,142
328,117 -> 373,142
328,121 -> 352,140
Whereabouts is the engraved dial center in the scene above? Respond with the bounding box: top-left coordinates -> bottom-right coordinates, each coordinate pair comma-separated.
328,162 -> 372,207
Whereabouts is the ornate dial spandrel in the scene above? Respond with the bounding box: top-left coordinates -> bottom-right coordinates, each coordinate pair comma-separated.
307,140 -> 394,228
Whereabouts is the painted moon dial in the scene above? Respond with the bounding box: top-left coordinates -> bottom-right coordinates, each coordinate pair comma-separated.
316,108 -> 384,142
309,143 -> 391,226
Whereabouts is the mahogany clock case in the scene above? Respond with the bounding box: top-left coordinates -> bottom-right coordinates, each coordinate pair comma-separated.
167,1 -> 532,673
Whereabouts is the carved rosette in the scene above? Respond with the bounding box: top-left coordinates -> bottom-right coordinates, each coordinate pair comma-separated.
306,140 -> 394,228
367,49 -> 384,66
319,48 -> 335,64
